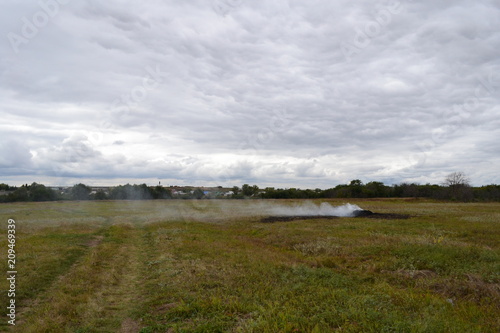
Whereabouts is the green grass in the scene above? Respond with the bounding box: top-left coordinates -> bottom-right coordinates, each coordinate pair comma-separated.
0,199 -> 499,332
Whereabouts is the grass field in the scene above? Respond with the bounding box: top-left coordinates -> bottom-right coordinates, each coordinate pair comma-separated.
0,199 -> 499,332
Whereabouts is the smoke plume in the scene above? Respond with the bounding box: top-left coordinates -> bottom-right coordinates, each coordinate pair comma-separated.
270,202 -> 362,217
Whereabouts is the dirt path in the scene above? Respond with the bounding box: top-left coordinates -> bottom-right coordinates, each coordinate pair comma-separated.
12,225 -> 146,332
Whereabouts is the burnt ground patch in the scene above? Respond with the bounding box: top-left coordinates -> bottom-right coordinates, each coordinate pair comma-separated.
260,215 -> 340,223
260,212 -> 411,223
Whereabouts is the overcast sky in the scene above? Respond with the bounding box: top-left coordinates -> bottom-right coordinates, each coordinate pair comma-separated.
1,0 -> 499,188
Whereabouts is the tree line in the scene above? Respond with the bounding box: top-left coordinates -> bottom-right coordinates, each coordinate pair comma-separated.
0,183 -> 174,202
262,181 -> 499,201
1,172 -> 499,203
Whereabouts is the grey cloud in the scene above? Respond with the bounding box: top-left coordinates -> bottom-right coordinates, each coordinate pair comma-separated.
38,135 -> 102,163
1,0 -> 499,187
0,140 -> 33,172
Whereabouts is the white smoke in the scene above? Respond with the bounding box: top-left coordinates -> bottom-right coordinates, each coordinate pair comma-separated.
270,202 -> 362,217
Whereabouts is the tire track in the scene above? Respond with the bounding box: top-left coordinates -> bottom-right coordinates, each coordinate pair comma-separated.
13,225 -> 147,332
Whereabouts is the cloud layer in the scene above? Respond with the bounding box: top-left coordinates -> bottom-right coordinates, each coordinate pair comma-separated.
1,0 -> 499,187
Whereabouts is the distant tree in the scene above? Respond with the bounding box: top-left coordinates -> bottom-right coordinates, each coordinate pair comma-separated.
93,190 -> 108,200
443,172 -> 472,201
334,184 -> 351,198
348,179 -> 364,197
151,186 -> 172,199
6,187 -> 29,202
252,184 -> 260,196
418,183 -> 443,199
110,185 -> 128,200
261,187 -> 275,198
32,183 -> 55,201
473,185 -> 500,201
71,183 -> 92,200
443,172 -> 470,187
231,186 -> 240,195
364,181 -> 388,197
109,184 -> 153,200
134,184 -> 152,200
349,179 -> 362,186
394,183 -> 419,198
193,188 -> 205,199
241,184 -> 259,197
0,183 -> 14,191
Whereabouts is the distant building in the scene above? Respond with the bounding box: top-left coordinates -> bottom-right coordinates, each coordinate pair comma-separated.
90,186 -> 112,194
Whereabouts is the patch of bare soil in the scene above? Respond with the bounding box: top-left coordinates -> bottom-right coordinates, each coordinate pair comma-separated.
120,318 -> 142,333
431,274 -> 500,306
393,269 -> 438,279
86,235 -> 104,248
156,302 -> 178,313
